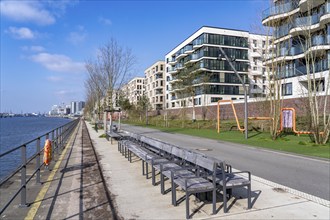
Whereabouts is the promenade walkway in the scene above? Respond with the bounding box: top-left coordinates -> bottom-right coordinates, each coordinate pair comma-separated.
1,119 -> 329,219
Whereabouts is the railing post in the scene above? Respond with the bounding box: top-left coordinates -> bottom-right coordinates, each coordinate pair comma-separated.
36,138 -> 41,184
56,128 -> 59,151
59,127 -> 62,149
20,145 -> 27,207
52,130 -> 57,155
61,127 -> 64,148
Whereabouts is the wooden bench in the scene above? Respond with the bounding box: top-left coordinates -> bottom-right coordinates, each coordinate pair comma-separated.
171,153 -> 219,219
120,132 -> 252,218
218,162 -> 251,213
106,130 -> 122,144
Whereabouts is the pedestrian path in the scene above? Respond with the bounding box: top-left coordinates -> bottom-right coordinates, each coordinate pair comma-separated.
3,120 -> 328,219
24,120 -> 119,220
85,121 -> 329,220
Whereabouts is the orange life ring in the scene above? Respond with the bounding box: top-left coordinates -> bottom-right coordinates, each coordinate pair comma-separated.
43,139 -> 52,166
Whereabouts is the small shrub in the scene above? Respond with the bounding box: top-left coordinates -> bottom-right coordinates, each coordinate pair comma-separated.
298,141 -> 307,145
99,134 -> 107,138
281,137 -> 290,141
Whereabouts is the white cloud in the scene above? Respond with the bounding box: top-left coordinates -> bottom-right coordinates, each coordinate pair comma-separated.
22,45 -> 45,52
0,1 -> 55,25
99,16 -> 112,25
30,53 -> 85,73
67,25 -> 87,45
67,32 -> 87,45
47,76 -> 63,82
6,27 -> 36,39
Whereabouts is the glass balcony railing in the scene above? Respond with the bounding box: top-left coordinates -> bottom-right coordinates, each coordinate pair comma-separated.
312,35 -> 327,46
294,13 -> 320,28
278,59 -> 329,78
167,67 -> 176,73
184,45 -> 193,52
272,3 -> 330,39
262,1 -> 299,20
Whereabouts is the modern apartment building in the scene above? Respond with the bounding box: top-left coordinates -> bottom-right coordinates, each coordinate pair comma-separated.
144,61 -> 166,110
121,77 -> 145,105
249,34 -> 270,98
165,26 -> 268,109
262,0 -> 330,98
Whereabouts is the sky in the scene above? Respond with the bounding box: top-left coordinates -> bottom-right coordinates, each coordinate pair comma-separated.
0,0 -> 271,114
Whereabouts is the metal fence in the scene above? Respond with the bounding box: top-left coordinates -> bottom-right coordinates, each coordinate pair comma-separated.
0,118 -> 79,214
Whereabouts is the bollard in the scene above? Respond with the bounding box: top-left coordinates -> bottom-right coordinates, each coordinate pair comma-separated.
36,138 -> 41,184
20,145 -> 27,207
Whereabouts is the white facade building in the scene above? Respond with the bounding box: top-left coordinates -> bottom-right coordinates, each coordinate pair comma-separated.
262,0 -> 330,98
144,61 -> 166,110
165,26 -> 268,109
121,77 -> 145,105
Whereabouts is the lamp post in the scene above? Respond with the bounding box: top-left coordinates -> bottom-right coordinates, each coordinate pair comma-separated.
218,47 -> 249,139
104,106 -> 111,134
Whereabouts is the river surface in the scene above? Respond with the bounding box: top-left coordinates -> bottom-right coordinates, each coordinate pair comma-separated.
0,117 -> 72,180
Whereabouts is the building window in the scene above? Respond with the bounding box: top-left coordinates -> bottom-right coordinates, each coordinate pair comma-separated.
211,97 -> 223,102
313,79 -> 325,92
160,65 -> 163,71
282,83 -> 292,96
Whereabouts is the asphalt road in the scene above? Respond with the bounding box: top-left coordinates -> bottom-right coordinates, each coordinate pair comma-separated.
120,124 -> 330,201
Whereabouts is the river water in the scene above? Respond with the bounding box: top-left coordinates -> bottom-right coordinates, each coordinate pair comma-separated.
0,117 -> 71,180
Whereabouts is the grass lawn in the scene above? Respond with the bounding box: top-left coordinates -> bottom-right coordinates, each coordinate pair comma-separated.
124,121 -> 330,159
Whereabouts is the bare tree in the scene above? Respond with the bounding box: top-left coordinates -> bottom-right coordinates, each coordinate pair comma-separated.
97,38 -> 135,108
84,59 -> 107,120
294,1 -> 330,144
84,38 -> 135,123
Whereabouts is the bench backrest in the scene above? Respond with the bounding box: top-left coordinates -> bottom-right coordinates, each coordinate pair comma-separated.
171,146 -> 185,160
195,155 -> 217,172
184,150 -> 197,165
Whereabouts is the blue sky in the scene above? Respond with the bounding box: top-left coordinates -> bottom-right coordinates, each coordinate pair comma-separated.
0,0 -> 270,113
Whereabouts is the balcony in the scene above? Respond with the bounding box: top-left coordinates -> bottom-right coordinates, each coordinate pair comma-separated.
250,88 -> 263,94
251,67 -> 263,76
167,67 -> 177,74
184,45 -> 194,54
262,1 -> 300,25
193,39 -> 204,49
168,58 -> 176,65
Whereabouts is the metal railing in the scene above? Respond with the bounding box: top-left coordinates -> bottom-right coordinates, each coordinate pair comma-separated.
0,118 -> 79,215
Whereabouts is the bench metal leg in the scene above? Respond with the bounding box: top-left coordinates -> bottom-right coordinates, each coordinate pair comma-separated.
213,188 -> 216,214
160,173 -> 165,194
223,186 -> 227,213
186,192 -> 190,219
172,181 -> 177,206
142,160 -> 145,175
146,162 -> 149,179
248,184 -> 251,209
152,167 -> 156,186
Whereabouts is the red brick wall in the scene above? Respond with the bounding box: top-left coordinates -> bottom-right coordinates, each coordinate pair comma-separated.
154,96 -> 330,120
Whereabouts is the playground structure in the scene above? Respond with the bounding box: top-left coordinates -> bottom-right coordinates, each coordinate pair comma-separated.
279,107 -> 320,136
217,101 -> 317,136
217,100 -> 273,133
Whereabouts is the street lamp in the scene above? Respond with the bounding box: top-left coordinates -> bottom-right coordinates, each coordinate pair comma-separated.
104,106 -> 111,134
218,47 -> 249,139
